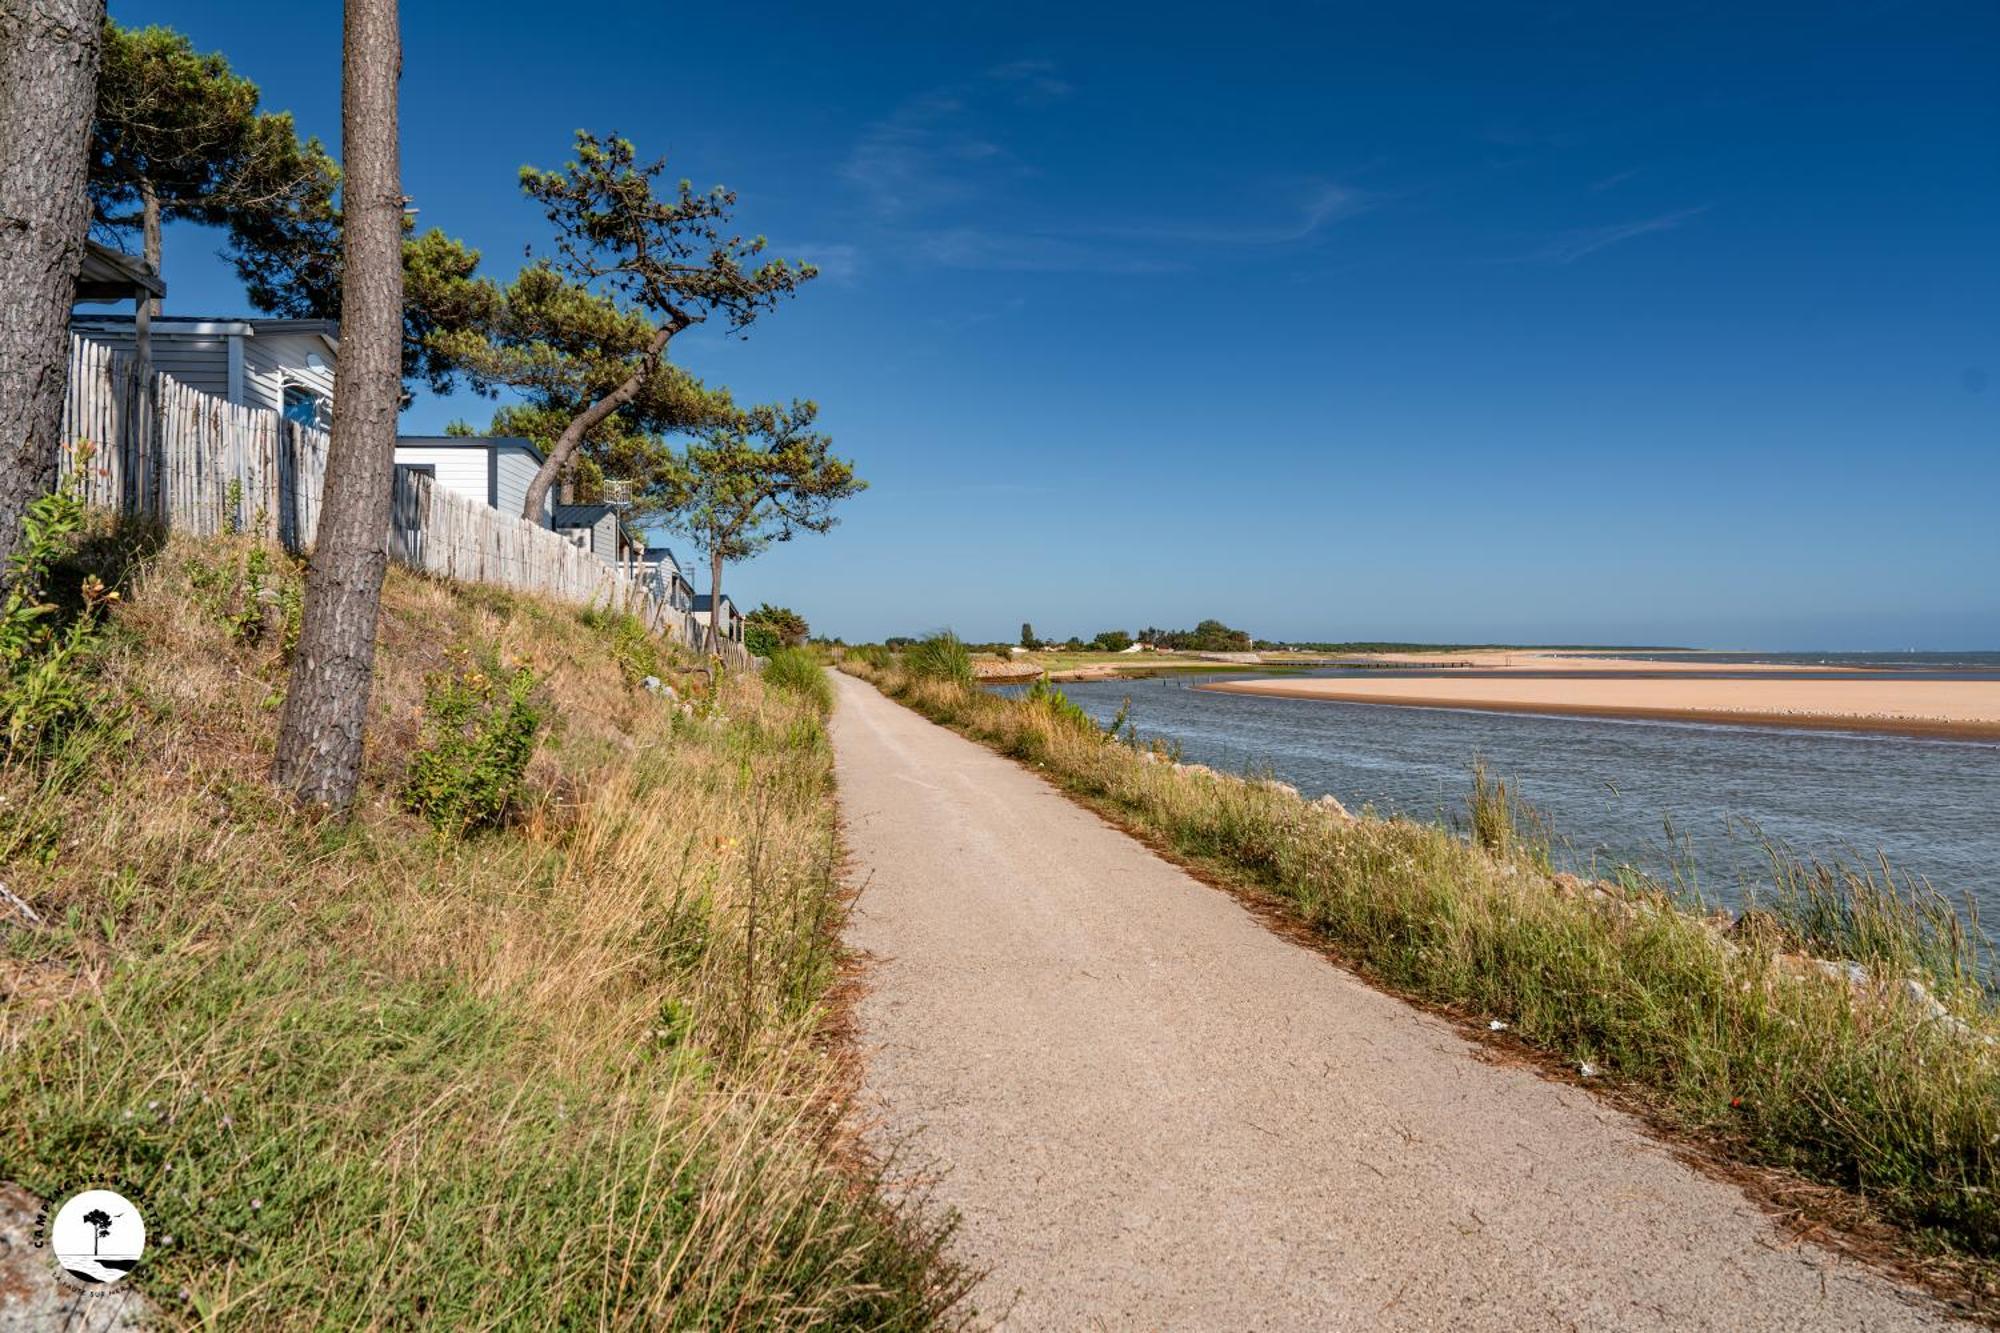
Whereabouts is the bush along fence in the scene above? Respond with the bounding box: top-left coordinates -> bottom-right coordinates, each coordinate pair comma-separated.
60,335 -> 750,668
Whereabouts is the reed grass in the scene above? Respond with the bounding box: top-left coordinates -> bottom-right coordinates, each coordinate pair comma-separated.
842,655 -> 2000,1270
902,632 -> 974,687
763,646 -> 835,714
0,533 -> 969,1329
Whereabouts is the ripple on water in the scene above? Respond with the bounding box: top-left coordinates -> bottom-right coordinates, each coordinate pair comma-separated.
1006,671 -> 2000,917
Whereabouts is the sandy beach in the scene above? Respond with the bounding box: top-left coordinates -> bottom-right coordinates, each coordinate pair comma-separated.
1346,650 -> 1857,674
1200,675 -> 2000,741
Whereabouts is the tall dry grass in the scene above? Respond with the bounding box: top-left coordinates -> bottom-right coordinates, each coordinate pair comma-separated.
0,532 -> 968,1328
844,656 -> 2000,1272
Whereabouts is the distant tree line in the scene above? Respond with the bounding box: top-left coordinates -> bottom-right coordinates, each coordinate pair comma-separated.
1137,620 -> 1253,652
989,619 -> 1255,654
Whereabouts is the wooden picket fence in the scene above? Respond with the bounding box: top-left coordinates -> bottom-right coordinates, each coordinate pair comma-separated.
62,334 -> 328,549
60,335 -> 750,667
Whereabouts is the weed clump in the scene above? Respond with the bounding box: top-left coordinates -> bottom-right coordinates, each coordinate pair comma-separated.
764,647 -> 833,713
184,540 -> 304,654
579,606 -> 662,687
0,474 -> 119,756
402,650 -> 544,835
905,631 -> 973,686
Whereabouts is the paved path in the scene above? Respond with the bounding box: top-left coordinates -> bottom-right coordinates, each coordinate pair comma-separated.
830,671 -> 1955,1330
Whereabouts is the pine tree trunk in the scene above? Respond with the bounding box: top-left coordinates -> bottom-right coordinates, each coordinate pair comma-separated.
135,183 -> 156,436
0,0 -> 104,573
140,181 -> 160,317
518,325 -> 672,521
271,0 -> 403,808
708,547 -> 724,655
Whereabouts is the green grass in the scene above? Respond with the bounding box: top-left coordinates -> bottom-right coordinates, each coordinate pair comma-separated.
763,646 -> 835,714
841,655 -> 2000,1283
903,631 -> 974,687
0,535 -> 969,1328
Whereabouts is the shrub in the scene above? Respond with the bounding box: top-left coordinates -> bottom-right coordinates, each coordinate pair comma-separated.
402,651 -> 544,836
744,622 -> 781,658
764,647 -> 834,713
185,541 -> 304,653
905,631 -> 974,686
1023,676 -> 1097,733
0,476 -> 118,757
579,607 -> 661,687
747,603 -> 809,646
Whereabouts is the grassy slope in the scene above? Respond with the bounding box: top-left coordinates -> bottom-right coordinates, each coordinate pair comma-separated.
842,656 -> 2000,1298
0,536 -> 966,1329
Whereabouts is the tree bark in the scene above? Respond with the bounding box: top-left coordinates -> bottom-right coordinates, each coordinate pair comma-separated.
271,0 -> 402,808
0,0 -> 104,572
708,545 -> 725,655
517,324 -> 672,522
134,183 -> 155,449
140,179 -> 160,317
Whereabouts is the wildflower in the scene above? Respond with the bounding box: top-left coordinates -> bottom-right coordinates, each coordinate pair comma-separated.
1578,1062 -> 1600,1078
250,1198 -> 262,1211
1487,1020 -> 1508,1032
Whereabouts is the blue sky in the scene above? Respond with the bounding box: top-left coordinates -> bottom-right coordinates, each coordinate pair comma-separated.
125,1 -> 1998,646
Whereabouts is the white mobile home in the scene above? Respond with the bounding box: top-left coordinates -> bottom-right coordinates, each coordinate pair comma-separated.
640,546 -> 695,612
70,314 -> 339,429
394,437 -> 554,528
552,503 -> 644,566
692,593 -> 745,645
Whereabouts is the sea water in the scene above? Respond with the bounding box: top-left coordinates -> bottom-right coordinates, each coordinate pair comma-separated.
1009,665 -> 2000,918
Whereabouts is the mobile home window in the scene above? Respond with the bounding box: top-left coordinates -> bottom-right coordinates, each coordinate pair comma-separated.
282,384 -> 326,428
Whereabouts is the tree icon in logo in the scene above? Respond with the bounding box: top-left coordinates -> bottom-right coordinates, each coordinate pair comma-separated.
81,1207 -> 114,1255
51,1189 -> 144,1285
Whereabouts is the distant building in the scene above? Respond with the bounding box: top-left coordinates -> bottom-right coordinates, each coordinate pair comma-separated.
551,502 -> 644,567
71,313 -> 338,428
73,240 -> 164,307
394,436 -> 554,528
692,593 -> 745,644
639,545 -> 695,612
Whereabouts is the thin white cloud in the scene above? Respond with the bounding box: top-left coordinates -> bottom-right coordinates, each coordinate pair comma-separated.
930,296 -> 1028,332
842,65 -> 1371,275
1078,179 -> 1373,247
840,72 -> 1042,220
1531,206 -> 1709,264
914,227 -> 1181,275
986,58 -> 1073,103
782,241 -> 861,284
